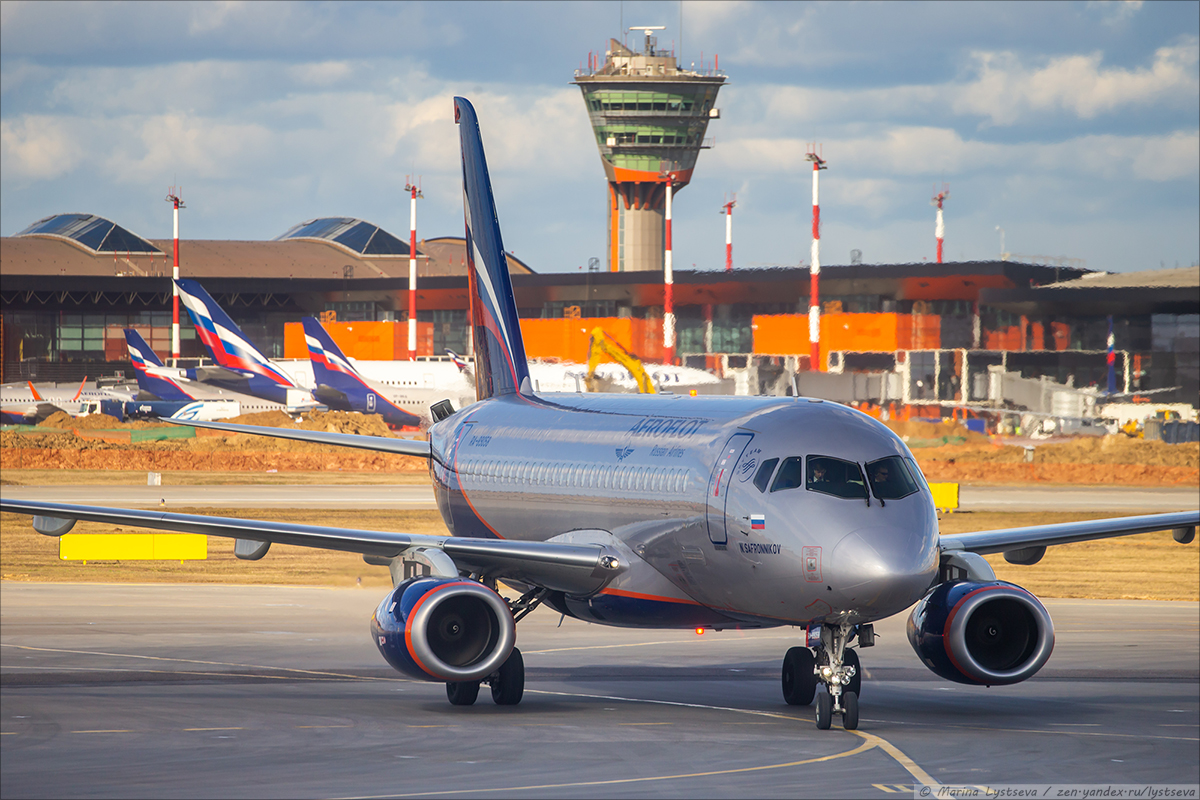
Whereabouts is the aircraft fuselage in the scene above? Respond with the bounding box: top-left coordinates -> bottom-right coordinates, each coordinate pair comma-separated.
429,392 -> 939,630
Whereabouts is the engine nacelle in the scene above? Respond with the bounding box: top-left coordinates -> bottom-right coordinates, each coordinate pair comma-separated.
371,577 -> 515,682
907,580 -> 1054,686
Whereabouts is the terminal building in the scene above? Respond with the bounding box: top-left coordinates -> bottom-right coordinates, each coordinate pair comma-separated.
2,211 -> 1196,407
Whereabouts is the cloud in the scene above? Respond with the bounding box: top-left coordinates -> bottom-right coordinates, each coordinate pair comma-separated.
0,115 -> 82,179
1087,0 -> 1144,27
952,38 -> 1199,125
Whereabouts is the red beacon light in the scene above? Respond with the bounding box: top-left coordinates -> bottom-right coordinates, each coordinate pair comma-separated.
695,627 -> 705,635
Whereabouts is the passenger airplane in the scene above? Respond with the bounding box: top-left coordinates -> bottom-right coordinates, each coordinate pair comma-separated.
302,316 -> 440,427
0,378 -> 133,424
174,279 -> 321,412
4,98 -> 1195,731
123,329 -> 304,418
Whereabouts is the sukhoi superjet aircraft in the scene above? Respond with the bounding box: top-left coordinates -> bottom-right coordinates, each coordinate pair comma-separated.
4,98 -> 1196,730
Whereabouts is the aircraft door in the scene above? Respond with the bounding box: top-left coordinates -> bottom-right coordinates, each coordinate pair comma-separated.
706,433 -> 753,545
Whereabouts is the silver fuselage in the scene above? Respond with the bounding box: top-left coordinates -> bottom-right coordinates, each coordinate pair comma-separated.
429,393 -> 939,630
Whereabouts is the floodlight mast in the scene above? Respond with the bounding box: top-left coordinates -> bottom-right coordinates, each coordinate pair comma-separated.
722,194 -> 737,272
405,178 -> 423,360
806,146 -> 827,372
165,188 -> 185,363
931,185 -> 949,264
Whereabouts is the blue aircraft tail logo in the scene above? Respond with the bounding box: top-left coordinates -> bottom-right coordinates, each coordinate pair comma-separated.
455,96 -> 531,401
176,279 -> 298,388
124,328 -> 194,401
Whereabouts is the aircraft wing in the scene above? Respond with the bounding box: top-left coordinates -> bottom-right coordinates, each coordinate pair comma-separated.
164,419 -> 431,458
941,510 -> 1199,555
0,499 -> 622,596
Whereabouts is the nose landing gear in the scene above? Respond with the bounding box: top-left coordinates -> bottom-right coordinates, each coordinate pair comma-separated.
782,622 -> 868,730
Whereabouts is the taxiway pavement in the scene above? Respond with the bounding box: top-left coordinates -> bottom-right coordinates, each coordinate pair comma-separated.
2,583 -> 1197,799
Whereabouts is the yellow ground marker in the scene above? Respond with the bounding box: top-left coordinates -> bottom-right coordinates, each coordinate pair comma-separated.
59,533 -> 206,563
929,482 -> 959,513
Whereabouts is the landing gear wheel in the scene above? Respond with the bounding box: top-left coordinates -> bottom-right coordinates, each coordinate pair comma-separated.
843,648 -> 862,697
815,691 -> 833,730
490,647 -> 524,706
782,647 -> 817,706
842,691 -> 859,730
446,681 -> 480,706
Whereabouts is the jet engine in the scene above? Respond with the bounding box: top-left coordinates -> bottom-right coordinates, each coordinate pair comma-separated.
371,577 -> 515,682
907,580 -> 1054,686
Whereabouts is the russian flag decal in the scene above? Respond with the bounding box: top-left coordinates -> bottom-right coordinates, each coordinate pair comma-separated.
750,514 -> 766,530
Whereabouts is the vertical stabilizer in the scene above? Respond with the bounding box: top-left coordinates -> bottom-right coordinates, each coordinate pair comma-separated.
124,328 -> 194,401
175,279 -> 298,388
454,97 -> 531,400
302,317 -> 362,386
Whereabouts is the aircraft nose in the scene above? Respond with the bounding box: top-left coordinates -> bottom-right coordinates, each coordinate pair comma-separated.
830,526 -> 937,614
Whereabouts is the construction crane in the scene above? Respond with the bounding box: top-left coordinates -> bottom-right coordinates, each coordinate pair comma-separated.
585,327 -> 657,394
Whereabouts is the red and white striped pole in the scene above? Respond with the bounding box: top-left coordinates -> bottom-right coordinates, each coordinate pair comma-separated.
663,178 -> 675,366
932,187 -> 949,264
723,195 -> 736,272
166,188 -> 185,363
806,149 -> 826,371
405,179 -> 422,360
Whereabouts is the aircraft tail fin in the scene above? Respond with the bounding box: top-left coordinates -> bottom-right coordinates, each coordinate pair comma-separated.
302,317 -> 362,386
124,329 -> 194,401
454,96 -> 531,401
71,377 -> 87,402
27,381 -> 44,401
175,279 -> 298,388
124,329 -> 165,368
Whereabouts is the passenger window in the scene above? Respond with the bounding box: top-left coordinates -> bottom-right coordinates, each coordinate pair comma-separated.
753,458 -> 780,493
770,457 -> 804,492
806,456 -> 868,500
866,456 -> 919,500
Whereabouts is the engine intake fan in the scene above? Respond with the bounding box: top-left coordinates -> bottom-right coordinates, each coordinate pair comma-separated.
372,577 -> 516,682
907,580 -> 1054,686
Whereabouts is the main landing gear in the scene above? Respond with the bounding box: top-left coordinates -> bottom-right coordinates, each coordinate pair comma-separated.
781,622 -> 872,730
445,586 -> 544,707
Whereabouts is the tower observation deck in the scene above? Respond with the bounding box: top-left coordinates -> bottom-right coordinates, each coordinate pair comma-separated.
573,28 -> 725,272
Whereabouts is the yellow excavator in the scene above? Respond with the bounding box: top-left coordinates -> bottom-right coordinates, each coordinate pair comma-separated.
585,327 -> 657,394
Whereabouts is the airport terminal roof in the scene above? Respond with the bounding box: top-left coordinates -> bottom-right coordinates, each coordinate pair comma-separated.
275,217 -> 413,257
15,213 -> 162,255
979,265 -> 1200,316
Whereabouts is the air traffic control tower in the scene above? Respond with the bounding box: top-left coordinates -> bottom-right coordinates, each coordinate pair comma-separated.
574,28 -> 725,272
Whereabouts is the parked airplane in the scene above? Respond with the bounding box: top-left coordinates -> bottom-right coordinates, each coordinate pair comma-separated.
0,378 -> 134,424
175,279 -> 321,411
302,316 -> 444,428
124,329 -> 304,418
5,98 -> 1195,731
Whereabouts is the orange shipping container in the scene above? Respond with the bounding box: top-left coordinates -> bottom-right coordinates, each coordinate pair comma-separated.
284,321 -> 433,361
519,318 -> 664,364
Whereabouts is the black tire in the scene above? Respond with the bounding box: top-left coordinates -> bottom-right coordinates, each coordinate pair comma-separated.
815,691 -> 833,730
446,681 -> 479,706
842,691 -> 859,730
491,647 -> 524,706
781,646 -> 817,706
843,648 -> 862,697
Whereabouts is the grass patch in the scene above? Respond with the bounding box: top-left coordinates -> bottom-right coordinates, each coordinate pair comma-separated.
939,511 -> 1198,601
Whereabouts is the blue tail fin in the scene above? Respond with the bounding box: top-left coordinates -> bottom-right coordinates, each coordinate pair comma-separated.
455,97 -> 531,400
124,328 -> 194,401
302,316 -> 363,388
175,278 -> 298,388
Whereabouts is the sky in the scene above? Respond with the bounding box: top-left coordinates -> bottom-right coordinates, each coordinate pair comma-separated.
1,0 -> 1197,274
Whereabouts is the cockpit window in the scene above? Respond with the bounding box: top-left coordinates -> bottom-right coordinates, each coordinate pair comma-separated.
806,456 -> 868,500
753,458 -> 779,493
866,456 -> 920,499
769,457 -> 803,492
